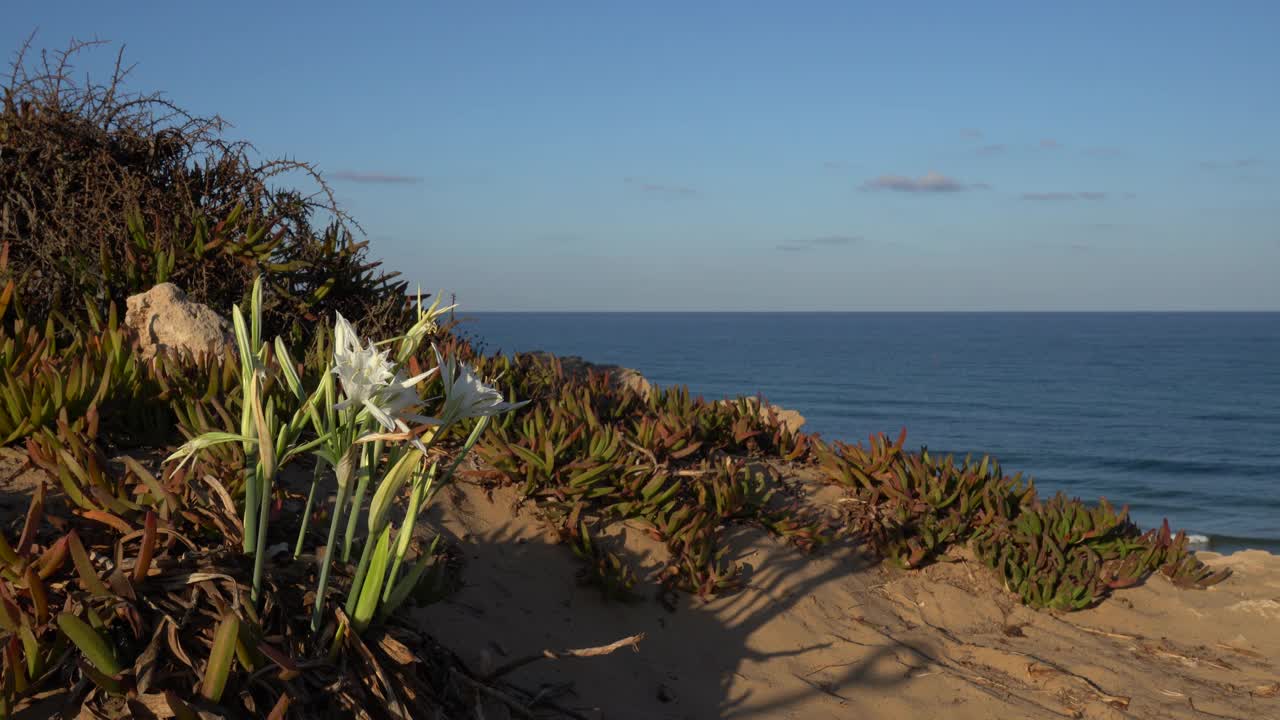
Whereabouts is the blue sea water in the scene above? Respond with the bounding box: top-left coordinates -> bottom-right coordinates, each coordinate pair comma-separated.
462,313 -> 1280,553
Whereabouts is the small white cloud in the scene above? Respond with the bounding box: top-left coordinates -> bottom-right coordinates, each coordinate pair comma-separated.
777,235 -> 863,252
331,171 -> 423,184
624,177 -> 697,195
1021,191 -> 1110,201
1200,157 -> 1261,170
861,171 -> 985,193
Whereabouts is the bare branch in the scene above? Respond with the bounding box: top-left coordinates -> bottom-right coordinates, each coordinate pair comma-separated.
481,632 -> 646,681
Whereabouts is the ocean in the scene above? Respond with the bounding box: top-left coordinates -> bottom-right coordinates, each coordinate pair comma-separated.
462,312 -> 1280,553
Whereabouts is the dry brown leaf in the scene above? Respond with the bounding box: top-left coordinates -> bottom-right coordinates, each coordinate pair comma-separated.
128,693 -> 178,719
341,608 -> 409,719
266,692 -> 292,720
166,618 -> 194,668
377,631 -> 417,665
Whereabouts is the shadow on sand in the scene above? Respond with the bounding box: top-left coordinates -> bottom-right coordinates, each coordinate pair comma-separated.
412,480 -> 931,719
0,448 -> 928,719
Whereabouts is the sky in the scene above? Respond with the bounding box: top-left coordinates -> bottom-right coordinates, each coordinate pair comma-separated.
5,2 -> 1278,310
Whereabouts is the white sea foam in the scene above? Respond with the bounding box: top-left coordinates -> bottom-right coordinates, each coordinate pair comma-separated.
1186,534 -> 1211,548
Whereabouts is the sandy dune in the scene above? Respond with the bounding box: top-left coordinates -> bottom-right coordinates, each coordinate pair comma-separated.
421,478 -> 1279,720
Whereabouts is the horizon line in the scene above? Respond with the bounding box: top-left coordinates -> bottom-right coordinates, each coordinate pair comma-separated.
457,309 -> 1280,314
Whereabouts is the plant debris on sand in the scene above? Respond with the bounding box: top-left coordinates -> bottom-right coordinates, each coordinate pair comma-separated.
1,454 -> 637,719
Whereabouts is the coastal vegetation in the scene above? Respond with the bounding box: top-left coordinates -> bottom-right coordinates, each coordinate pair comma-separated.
0,39 -> 1232,718
466,347 -> 1228,611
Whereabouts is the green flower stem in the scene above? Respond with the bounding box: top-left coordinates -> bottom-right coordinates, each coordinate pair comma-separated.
376,421 -> 477,606
342,439 -> 383,562
343,519 -> 379,618
242,451 -> 259,554
341,450 -> 371,563
440,418 -> 489,486
348,421 -> 486,626
311,460 -> 354,632
250,467 -> 274,604
381,528 -> 408,606
381,465 -> 433,606
294,458 -> 327,559
233,279 -> 264,556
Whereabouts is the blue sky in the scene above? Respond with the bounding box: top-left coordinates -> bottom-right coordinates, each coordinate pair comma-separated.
7,2 -> 1278,310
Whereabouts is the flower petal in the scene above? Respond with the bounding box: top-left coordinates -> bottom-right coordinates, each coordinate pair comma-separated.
364,399 -> 397,432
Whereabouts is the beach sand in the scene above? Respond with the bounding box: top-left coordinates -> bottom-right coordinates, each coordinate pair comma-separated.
421,475 -> 1279,720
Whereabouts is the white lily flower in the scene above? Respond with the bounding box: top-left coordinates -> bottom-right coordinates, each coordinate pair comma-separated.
333,344 -> 395,413
364,368 -> 436,432
429,344 -> 528,428
333,312 -> 366,360
332,313 -> 437,447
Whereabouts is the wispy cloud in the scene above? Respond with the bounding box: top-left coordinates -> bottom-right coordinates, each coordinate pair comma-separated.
812,235 -> 858,246
331,170 -> 423,184
1200,157 -> 1261,170
860,171 -> 987,193
535,232 -> 585,245
960,128 -> 983,140
1039,138 -> 1060,149
777,235 -> 863,253
624,177 -> 697,196
977,144 -> 1006,156
1021,191 -> 1113,201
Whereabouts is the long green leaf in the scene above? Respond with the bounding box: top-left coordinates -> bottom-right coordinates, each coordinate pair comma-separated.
352,526 -> 392,632
165,431 -> 257,466
273,336 -> 304,401
367,449 -> 425,534
383,462 -> 436,603
201,612 -> 240,702
380,536 -> 441,618
67,532 -> 109,596
250,275 -> 263,352
57,613 -> 120,675
231,306 -> 253,375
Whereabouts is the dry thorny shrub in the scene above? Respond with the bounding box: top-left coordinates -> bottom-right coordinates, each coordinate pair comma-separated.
0,35 -> 412,346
